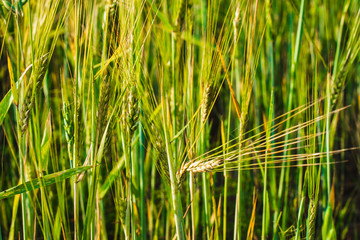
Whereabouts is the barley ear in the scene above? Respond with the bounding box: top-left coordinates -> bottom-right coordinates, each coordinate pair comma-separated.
104,108 -> 117,158
201,81 -> 215,123
74,99 -> 83,166
20,81 -> 35,134
330,50 -> 350,109
20,53 -> 50,134
175,0 -> 187,35
126,85 -> 139,140
97,74 -> 111,139
63,102 -> 74,162
233,2 -> 241,43
150,123 -> 170,183
118,197 -> 127,225
306,198 -> 317,240
187,158 -> 223,173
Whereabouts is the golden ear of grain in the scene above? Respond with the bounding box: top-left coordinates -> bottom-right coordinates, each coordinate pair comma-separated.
188,158 -> 222,173
233,3 -> 241,42
179,158 -> 222,175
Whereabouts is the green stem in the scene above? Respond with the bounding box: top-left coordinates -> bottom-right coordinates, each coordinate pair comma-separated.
139,110 -> 146,240
201,129 -> 210,239
161,89 -> 184,240
295,196 -> 305,240
73,1 -> 81,239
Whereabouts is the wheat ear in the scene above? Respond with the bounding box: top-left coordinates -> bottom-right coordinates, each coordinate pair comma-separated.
20,53 -> 49,134
201,81 -> 215,123
126,84 -> 139,140
306,198 -> 317,240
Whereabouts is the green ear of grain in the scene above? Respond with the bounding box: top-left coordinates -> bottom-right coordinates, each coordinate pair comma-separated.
0,166 -> 92,200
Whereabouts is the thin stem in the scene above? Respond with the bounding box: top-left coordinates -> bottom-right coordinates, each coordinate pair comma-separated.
161,84 -> 184,240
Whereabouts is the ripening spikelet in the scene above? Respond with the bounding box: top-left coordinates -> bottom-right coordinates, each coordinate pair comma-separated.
201,81 -> 215,123
180,158 -> 222,174
126,84 -> 139,139
20,53 -> 49,134
233,2 -> 241,43
62,102 -> 74,162
306,198 -> 318,240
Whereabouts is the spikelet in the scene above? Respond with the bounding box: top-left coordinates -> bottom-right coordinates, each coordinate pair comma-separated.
20,53 -> 49,134
97,74 -> 111,139
201,81 -> 215,123
150,124 -> 170,183
74,99 -> 83,166
233,3 -> 241,43
62,102 -> 74,162
178,158 -> 222,176
306,198 -> 317,240
105,0 -> 118,18
20,81 -> 34,133
105,0 -> 119,55
126,84 -> 139,140
175,0 -> 187,35
104,109 -> 117,158
330,50 -> 350,109
25,158 -> 36,180
330,10 -> 360,109
117,197 -> 127,225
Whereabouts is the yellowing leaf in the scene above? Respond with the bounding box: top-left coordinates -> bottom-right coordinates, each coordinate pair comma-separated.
7,54 -> 18,106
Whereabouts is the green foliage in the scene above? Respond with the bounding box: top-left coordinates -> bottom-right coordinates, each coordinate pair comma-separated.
0,0 -> 359,239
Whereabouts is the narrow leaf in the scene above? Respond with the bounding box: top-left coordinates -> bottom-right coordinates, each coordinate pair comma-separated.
0,166 -> 92,200
7,54 -> 18,106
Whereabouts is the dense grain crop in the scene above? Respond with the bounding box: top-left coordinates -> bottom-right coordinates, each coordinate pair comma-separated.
0,0 -> 359,239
